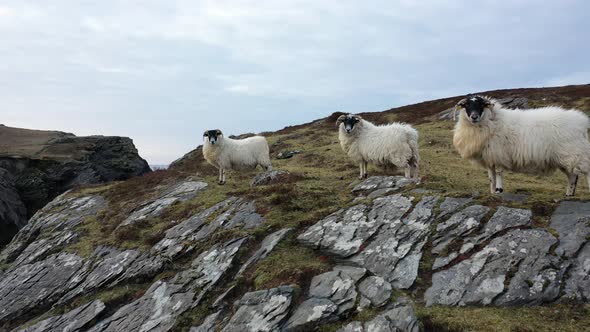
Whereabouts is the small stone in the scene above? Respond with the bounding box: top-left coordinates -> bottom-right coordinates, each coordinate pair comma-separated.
250,170 -> 292,187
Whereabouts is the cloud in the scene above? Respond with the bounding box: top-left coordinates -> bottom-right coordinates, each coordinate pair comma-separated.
0,1 -> 589,163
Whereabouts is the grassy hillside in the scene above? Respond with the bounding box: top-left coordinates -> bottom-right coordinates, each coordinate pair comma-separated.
62,84 -> 590,331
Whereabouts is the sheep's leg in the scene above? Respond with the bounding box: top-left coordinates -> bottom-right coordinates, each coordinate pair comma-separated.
566,173 -> 578,196
404,166 -> 411,178
488,167 -> 497,194
411,163 -> 420,181
359,162 -> 367,179
364,161 -> 369,178
495,169 -> 504,193
218,168 -> 226,185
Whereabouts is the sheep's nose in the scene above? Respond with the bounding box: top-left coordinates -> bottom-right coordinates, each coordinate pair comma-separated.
470,114 -> 479,120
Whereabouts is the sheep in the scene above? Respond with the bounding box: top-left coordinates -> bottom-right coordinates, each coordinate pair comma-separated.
202,129 -> 272,184
453,95 -> 590,196
336,114 -> 420,180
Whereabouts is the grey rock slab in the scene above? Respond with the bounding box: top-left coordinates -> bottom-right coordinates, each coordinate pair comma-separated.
339,297 -> 421,332
431,205 -> 489,255
120,180 -> 208,227
550,201 -> 590,258
283,298 -> 338,331
1,194 -> 106,266
332,265 -> 367,282
437,197 -> 472,218
15,300 -> 105,332
153,197 -> 263,258
59,247 -> 142,304
89,281 -> 194,332
308,270 -> 359,314
0,253 -> 85,322
250,170 -> 291,187
221,286 -> 294,332
351,176 -> 414,194
190,311 -> 221,332
348,196 -> 437,289
111,252 -> 166,286
426,229 -> 561,306
336,321 -> 364,332
174,237 -> 247,305
434,207 -> 532,270
358,276 -> 392,307
238,228 -> 291,275
562,242 -> 590,301
298,195 -> 412,258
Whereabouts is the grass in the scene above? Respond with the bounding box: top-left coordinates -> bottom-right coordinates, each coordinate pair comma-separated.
417,304 -> 590,332
249,242 -> 331,290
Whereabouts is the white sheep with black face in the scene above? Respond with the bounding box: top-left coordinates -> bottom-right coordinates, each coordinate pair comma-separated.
336,114 -> 420,180
202,129 -> 272,184
453,95 -> 590,196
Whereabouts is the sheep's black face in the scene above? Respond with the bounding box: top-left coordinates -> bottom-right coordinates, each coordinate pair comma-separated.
459,96 -> 490,124
343,115 -> 360,133
204,130 -> 222,145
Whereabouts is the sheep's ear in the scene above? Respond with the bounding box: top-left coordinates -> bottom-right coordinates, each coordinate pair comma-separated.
203,131 -> 208,137
352,115 -> 362,122
336,115 -> 346,126
215,129 -> 223,136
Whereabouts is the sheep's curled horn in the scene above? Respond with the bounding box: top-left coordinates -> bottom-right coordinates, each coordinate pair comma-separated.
453,98 -> 468,122
336,114 -> 347,127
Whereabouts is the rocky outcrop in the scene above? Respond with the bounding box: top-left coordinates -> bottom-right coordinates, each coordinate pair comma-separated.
0,125 -> 150,246
0,169 -> 26,246
16,300 -> 105,332
221,286 -> 294,332
2,173 -> 590,331
337,298 -> 421,332
120,180 -> 208,227
0,193 -> 107,266
298,194 -> 413,257
0,253 -> 86,322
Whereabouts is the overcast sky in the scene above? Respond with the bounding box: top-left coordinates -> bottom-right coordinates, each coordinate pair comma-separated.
1,1 -> 589,164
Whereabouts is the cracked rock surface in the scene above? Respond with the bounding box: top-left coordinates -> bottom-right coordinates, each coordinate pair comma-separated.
120,180 -> 208,227
221,286 -> 294,332
298,194 -> 412,257
16,300 -> 105,332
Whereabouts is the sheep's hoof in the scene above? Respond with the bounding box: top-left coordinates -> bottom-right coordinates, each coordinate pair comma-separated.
495,188 -> 504,194
218,181 -> 226,185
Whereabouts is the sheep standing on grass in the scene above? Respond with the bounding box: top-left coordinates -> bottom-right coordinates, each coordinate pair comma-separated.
202,129 -> 272,185
453,95 -> 590,196
337,114 -> 420,180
